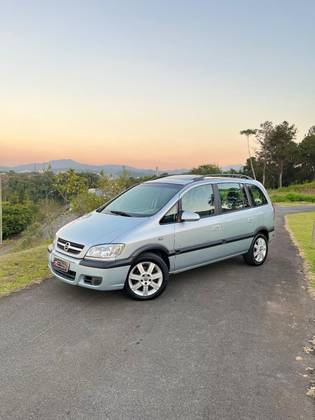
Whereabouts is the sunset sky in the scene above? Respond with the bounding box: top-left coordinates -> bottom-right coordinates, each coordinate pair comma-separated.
1,0 -> 314,169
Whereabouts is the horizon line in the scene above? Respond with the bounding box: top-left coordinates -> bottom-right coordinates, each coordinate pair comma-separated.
0,158 -> 244,171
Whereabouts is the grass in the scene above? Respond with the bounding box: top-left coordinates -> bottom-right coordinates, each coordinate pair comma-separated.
275,202 -> 315,207
273,180 -> 315,194
286,212 -> 315,291
269,181 -> 315,204
0,201 -> 76,297
270,192 -> 315,203
0,243 -> 51,297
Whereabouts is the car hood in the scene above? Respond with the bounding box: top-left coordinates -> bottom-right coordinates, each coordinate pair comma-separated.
56,211 -> 145,247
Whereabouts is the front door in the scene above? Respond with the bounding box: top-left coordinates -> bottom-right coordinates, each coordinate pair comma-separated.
174,183 -> 225,271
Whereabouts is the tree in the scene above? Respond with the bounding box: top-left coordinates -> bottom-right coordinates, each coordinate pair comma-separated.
240,129 -> 257,179
79,172 -> 99,188
53,169 -> 87,204
190,163 -> 221,175
98,171 -> 131,202
307,125 -> 315,137
268,121 -> 297,188
255,121 -> 273,185
298,129 -> 315,181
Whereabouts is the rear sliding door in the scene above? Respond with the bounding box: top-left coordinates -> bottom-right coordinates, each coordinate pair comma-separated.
215,182 -> 254,255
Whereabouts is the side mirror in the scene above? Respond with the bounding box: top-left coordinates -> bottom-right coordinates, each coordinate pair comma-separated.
181,211 -> 200,222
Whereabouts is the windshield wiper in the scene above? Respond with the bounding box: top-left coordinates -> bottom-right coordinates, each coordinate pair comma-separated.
109,210 -> 132,217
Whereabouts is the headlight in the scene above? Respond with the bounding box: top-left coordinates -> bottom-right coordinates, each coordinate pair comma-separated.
85,244 -> 125,260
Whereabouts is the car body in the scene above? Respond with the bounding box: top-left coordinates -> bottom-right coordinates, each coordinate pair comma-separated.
48,175 -> 275,299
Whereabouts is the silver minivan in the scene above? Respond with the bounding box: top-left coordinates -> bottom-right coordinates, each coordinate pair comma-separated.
48,175 -> 275,300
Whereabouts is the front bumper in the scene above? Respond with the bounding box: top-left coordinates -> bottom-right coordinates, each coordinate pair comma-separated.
48,249 -> 129,291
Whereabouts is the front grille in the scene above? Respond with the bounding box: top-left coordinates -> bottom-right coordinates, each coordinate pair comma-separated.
57,237 -> 84,255
52,267 -> 76,281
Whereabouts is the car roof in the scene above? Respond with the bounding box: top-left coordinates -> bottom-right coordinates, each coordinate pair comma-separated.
146,175 -> 202,186
146,174 -> 257,186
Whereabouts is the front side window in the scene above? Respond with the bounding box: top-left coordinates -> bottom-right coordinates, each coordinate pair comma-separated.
160,203 -> 179,224
181,184 -> 215,218
218,183 -> 249,212
248,184 -> 267,206
101,183 -> 181,217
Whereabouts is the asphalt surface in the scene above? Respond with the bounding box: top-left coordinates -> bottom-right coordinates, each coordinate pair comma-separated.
1,206 -> 315,420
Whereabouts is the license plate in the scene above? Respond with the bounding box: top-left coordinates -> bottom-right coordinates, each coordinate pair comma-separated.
52,257 -> 70,273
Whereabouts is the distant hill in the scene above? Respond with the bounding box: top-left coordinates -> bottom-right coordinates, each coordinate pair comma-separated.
0,159 -> 189,177
0,159 -> 243,176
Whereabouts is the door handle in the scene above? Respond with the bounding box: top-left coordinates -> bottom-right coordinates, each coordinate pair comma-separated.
247,217 -> 253,223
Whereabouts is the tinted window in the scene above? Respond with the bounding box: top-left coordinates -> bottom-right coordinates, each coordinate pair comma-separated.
102,183 -> 181,217
248,184 -> 267,206
218,183 -> 249,212
181,184 -> 215,218
160,203 -> 179,224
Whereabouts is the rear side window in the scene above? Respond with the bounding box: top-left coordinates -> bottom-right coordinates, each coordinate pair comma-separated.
248,184 -> 268,206
181,184 -> 215,218
218,183 -> 249,213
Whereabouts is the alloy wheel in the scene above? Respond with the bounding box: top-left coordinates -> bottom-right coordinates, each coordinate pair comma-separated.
253,237 -> 267,263
128,261 -> 163,297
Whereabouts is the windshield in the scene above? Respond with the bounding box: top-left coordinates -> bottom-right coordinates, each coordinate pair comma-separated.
101,183 -> 181,217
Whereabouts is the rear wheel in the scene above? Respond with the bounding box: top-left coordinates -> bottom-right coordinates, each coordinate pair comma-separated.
125,253 -> 169,300
243,234 -> 268,266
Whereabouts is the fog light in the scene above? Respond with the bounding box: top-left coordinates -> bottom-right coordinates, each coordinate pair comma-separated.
84,276 -> 102,286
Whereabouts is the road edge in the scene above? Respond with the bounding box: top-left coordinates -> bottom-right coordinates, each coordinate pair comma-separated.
0,276 -> 52,299
284,215 -> 315,300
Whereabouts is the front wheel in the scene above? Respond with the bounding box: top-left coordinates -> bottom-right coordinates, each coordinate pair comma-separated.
243,234 -> 268,266
124,253 -> 169,300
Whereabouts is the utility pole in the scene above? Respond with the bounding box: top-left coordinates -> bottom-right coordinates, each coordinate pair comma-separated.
0,173 -> 2,245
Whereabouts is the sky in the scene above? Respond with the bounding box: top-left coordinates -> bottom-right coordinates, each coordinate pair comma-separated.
0,0 -> 314,170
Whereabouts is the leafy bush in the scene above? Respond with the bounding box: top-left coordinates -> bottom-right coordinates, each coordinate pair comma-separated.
71,192 -> 104,215
2,202 -> 37,239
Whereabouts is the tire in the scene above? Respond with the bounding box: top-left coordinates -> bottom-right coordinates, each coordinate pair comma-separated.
243,233 -> 268,266
124,252 -> 169,300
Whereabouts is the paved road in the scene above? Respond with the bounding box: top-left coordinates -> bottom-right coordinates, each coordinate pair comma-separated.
1,206 -> 315,419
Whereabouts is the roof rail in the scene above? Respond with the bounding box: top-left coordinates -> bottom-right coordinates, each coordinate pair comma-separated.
201,173 -> 253,180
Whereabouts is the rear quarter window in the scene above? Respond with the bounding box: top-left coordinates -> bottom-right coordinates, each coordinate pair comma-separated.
247,184 -> 268,206
217,183 -> 250,212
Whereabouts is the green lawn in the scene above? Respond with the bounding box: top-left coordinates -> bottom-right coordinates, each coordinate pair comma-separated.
286,212 -> 315,290
269,181 -> 315,204
0,244 -> 50,297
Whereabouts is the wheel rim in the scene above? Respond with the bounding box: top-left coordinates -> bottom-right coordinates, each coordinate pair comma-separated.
128,261 -> 163,297
253,237 -> 267,263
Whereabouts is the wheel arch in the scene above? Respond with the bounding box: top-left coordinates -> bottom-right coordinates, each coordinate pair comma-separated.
254,226 -> 270,241
131,245 -> 171,269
